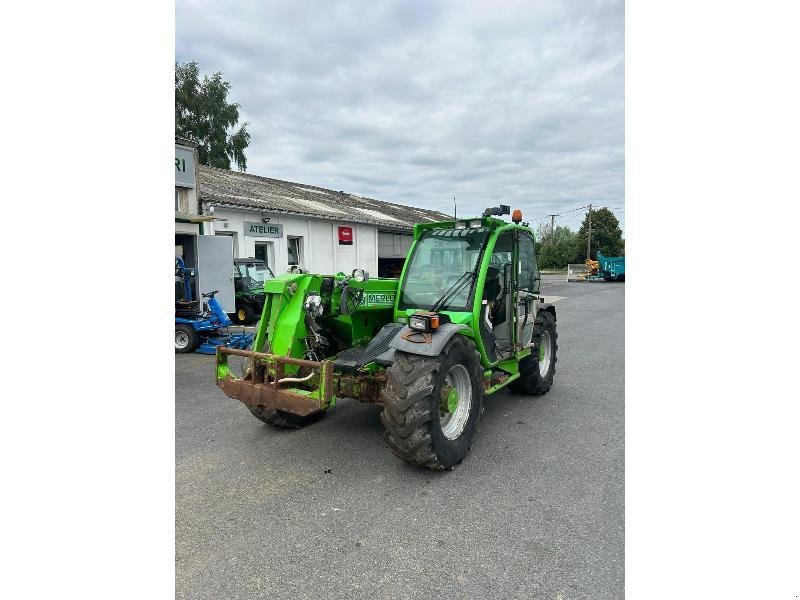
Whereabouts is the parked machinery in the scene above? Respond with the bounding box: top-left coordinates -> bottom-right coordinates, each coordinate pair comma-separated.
175,257 -> 253,354
232,258 -> 274,324
577,252 -> 625,282
595,251 -> 625,281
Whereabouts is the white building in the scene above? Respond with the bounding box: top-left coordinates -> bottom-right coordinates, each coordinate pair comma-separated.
198,165 -> 450,278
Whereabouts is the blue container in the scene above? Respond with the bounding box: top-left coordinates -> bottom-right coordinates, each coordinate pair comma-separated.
596,251 -> 625,281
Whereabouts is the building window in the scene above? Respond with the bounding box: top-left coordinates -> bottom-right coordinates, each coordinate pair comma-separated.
287,236 -> 303,267
255,241 -> 272,268
175,189 -> 180,212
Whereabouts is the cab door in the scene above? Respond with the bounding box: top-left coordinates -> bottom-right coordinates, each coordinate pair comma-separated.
515,231 -> 539,349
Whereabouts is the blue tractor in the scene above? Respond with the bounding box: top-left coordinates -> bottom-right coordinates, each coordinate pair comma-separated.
175,257 -> 254,354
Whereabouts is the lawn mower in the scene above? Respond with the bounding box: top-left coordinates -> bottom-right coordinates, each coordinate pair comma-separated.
175,257 -> 253,354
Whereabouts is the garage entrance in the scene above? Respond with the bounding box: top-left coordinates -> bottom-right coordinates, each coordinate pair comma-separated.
175,233 -> 198,301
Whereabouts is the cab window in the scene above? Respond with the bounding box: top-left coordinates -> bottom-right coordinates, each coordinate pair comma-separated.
518,233 -> 539,293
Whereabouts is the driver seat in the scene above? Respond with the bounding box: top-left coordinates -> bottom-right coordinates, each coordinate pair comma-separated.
483,267 -> 502,307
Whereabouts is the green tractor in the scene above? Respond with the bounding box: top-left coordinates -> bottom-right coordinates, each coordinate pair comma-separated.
215,206 -> 558,470
232,258 -> 275,324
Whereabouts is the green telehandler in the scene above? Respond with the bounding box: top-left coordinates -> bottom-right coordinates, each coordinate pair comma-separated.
215,206 -> 558,470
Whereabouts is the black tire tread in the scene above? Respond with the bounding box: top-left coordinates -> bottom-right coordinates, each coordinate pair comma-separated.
175,324 -> 199,354
509,310 -> 558,395
235,303 -> 259,324
247,406 -> 319,429
380,335 -> 483,471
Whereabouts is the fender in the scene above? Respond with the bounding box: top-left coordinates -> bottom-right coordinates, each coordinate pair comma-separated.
537,302 -> 557,322
389,322 -> 468,357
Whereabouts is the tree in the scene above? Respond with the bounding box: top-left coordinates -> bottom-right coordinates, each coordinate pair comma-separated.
536,224 -> 580,269
175,61 -> 251,171
575,207 -> 624,261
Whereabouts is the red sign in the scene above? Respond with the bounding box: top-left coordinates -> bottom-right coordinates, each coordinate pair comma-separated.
338,226 -> 353,245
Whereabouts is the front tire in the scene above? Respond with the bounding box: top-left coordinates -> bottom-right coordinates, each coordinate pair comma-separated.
247,406 -> 322,429
509,310 -> 557,395
380,334 -> 484,471
175,324 -> 199,354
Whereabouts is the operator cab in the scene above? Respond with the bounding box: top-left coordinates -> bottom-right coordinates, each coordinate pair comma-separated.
397,209 -> 540,365
233,258 -> 274,292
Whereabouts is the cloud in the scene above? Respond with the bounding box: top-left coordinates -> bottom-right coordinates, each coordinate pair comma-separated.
177,0 -> 624,232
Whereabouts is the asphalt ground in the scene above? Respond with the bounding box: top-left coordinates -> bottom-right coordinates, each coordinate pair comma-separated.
176,280 -> 624,599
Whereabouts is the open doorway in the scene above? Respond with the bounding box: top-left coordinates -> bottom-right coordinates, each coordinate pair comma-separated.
287,236 -> 303,268
254,241 -> 275,271
175,233 -> 198,302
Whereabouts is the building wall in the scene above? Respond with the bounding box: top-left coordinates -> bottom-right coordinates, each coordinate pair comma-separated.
378,232 -> 413,258
175,221 -> 200,234
211,208 -> 380,276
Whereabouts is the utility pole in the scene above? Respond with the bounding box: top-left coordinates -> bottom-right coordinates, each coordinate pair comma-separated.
548,214 -> 558,238
586,203 -> 593,259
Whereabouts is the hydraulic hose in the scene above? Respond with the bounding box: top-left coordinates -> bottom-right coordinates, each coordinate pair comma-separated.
277,372 -> 316,385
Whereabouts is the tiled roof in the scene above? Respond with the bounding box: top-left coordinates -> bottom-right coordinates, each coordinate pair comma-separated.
198,165 -> 450,230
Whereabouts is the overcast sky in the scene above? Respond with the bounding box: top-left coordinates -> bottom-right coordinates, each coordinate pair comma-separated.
176,0 -> 624,233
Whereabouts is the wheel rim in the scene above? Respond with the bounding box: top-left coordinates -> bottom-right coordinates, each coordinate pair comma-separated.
538,330 -> 551,377
175,330 -> 189,349
237,309 -> 247,321
439,364 -> 473,440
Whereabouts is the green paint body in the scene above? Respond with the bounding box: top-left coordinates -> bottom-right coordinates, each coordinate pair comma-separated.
446,387 -> 459,414
218,215 -> 546,404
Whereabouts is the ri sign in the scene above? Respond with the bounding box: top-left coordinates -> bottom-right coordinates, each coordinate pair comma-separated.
175,143 -> 196,188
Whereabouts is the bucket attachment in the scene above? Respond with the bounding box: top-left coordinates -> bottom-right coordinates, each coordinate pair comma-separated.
216,347 -> 334,417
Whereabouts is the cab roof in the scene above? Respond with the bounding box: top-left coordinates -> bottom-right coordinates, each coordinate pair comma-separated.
233,258 -> 266,264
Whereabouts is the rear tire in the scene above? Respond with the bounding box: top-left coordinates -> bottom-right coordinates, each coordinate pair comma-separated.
175,324 -> 199,354
510,310 -> 557,395
380,335 -> 484,471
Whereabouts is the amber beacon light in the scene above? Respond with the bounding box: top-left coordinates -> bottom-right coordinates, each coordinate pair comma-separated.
512,209 -> 523,223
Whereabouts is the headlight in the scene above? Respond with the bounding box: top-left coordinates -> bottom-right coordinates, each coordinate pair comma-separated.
409,312 -> 440,332
469,219 -> 482,228
304,293 -> 323,317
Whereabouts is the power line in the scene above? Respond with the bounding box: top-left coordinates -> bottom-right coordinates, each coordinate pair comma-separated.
531,203 -> 623,221
529,204 -> 624,238
529,204 -> 589,223
559,205 -> 590,215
